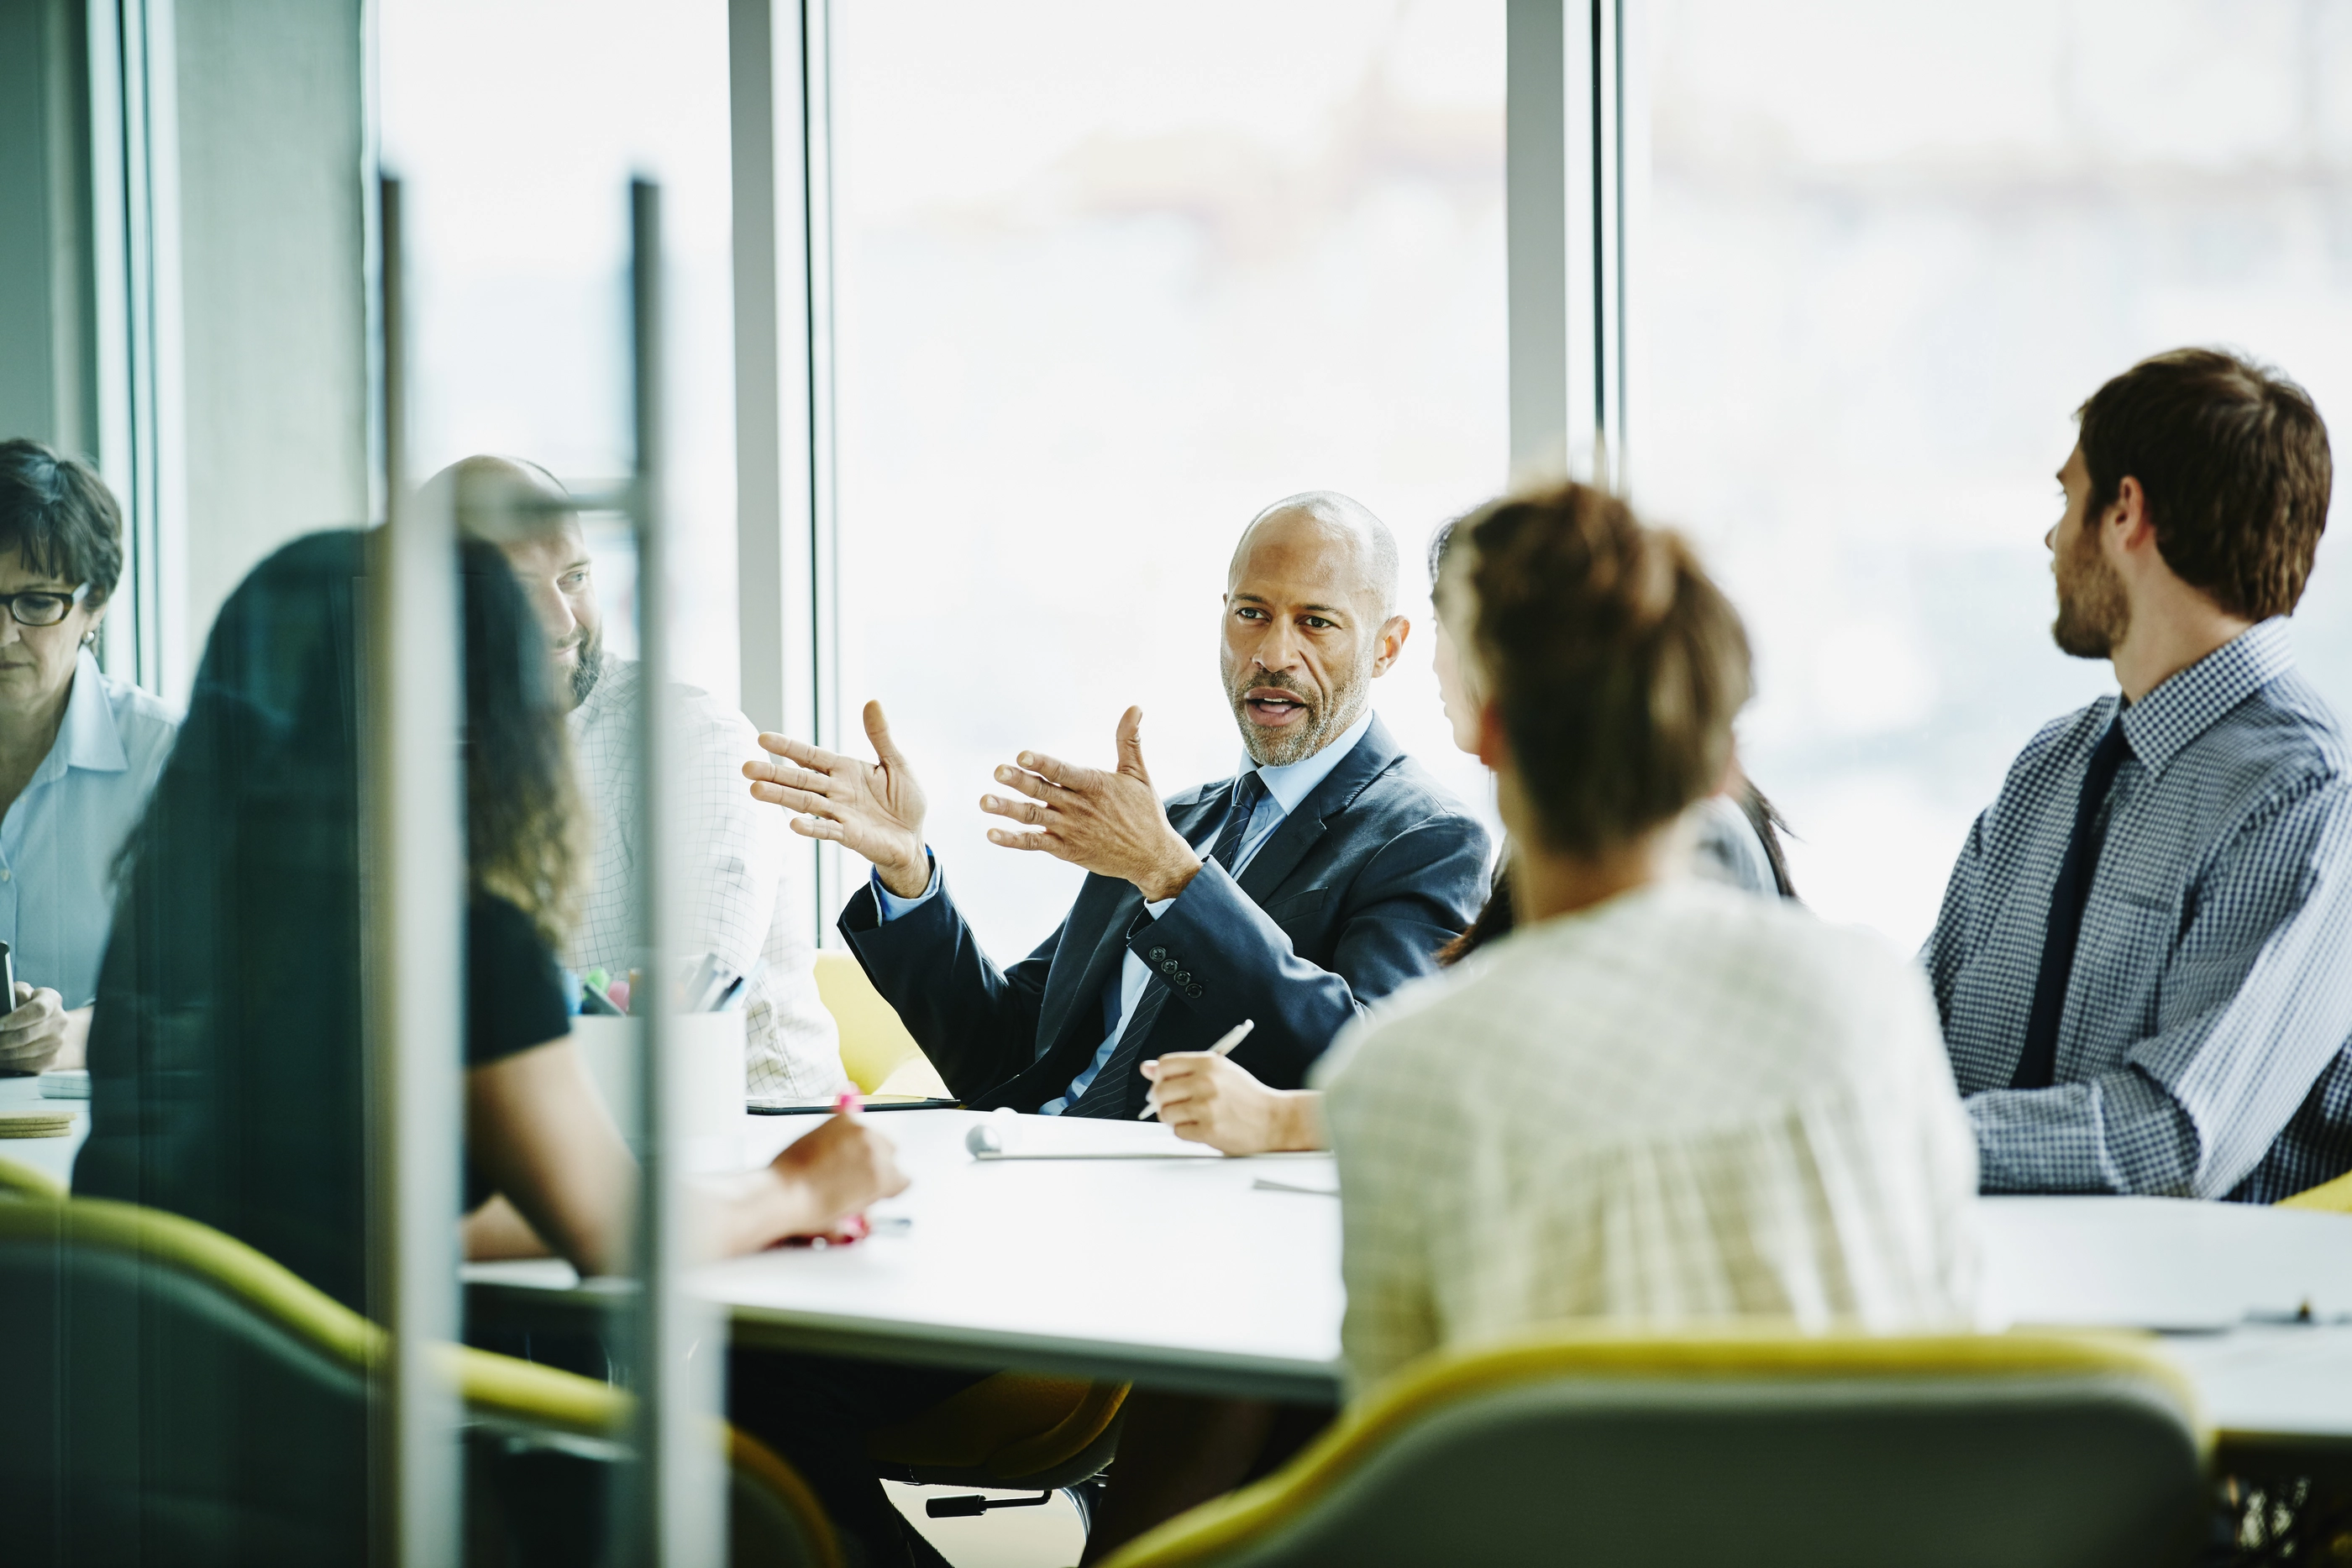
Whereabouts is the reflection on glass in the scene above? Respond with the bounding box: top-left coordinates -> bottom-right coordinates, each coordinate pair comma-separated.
1641,0 -> 2352,946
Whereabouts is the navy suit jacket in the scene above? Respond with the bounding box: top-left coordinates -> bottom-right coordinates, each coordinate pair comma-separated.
837,716 -> 1491,1114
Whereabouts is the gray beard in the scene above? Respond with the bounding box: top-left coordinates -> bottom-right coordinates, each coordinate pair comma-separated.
1233,680 -> 1367,768
570,635 -> 605,708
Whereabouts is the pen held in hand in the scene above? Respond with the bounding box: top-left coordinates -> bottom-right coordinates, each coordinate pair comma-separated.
1139,1018 -> 1256,1120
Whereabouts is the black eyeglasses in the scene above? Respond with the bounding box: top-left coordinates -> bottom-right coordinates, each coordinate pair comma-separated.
0,584 -> 90,628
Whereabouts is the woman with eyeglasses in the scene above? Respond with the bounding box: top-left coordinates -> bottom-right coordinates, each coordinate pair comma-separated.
0,439 -> 176,1075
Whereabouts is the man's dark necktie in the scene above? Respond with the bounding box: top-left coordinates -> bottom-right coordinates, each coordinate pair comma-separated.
2011,716 -> 2131,1090
1064,771 -> 1269,1118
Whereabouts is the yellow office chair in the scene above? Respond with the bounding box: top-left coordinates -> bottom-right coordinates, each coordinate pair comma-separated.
0,1191 -> 840,1568
2279,1169 -> 2352,1213
811,951 -> 1130,1530
1100,1327 -> 2211,1568
814,949 -> 950,1097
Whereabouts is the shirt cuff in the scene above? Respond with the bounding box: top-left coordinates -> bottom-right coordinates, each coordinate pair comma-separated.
872,852 -> 942,920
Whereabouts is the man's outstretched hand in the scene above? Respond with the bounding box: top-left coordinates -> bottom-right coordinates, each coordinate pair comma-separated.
980,706 -> 1204,900
745,700 -> 932,897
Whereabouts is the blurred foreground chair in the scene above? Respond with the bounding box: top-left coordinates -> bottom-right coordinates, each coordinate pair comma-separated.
0,1190 -> 839,1567
1100,1328 -> 2210,1568
811,953 -> 1129,1532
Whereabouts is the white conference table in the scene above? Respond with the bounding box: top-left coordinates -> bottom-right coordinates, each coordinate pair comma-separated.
465,1107 -> 2352,1473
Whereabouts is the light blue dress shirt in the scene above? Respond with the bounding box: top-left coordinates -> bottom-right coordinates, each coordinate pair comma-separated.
875,709 -> 1378,1112
0,649 -> 177,1007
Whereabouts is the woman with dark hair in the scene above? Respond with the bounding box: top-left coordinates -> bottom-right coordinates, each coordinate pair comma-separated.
76,529 -> 902,1315
1424,511 -> 1798,966
1323,482 -> 1976,1389
0,438 -> 175,1076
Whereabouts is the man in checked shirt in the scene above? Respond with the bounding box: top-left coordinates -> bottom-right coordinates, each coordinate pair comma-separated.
435,455 -> 851,1098
1924,349 -> 2351,1201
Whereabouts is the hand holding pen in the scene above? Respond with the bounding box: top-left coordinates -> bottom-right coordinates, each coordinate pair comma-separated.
769,1089 -> 909,1241
1138,1019 -> 1254,1120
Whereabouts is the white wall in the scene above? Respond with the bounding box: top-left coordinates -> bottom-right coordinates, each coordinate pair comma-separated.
171,0 -> 370,683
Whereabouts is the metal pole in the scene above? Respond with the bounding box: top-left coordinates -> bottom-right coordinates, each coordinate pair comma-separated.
1506,0 -> 1627,493
365,170 -> 465,1568
626,176 -> 727,1568
800,0 -> 844,934
1592,0 -> 1626,493
1506,0 -> 1569,485
730,0 -> 791,739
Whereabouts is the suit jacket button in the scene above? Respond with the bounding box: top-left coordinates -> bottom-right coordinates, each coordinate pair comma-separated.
1148,946 -> 1168,963
1160,959 -> 1179,975
1185,983 -> 1205,999
1174,971 -> 1193,986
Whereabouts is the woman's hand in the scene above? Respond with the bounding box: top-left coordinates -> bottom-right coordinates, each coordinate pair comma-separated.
768,1110 -> 910,1235
1142,1054 -> 1326,1155
0,985 -> 70,1074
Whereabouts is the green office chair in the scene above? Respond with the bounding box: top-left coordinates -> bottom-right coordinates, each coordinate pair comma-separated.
1100,1326 -> 2212,1568
0,1190 -> 839,1567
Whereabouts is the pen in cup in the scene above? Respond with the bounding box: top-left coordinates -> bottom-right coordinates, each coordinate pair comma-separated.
1139,1018 -> 1256,1120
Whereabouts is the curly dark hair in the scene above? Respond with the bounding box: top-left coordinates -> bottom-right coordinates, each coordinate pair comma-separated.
460,543 -> 582,946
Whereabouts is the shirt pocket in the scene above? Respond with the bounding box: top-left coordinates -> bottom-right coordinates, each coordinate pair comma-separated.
1259,886 -> 1329,931
2075,886 -> 2179,1039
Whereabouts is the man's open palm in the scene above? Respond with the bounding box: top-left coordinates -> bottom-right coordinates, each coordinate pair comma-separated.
980,706 -> 1205,900
745,700 -> 932,896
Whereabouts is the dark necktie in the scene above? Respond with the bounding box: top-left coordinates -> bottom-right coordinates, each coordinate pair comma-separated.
2011,716 -> 2131,1090
1064,772 -> 1269,1118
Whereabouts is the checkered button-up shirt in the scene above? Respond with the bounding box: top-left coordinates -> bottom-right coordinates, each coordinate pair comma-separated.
1924,619 -> 2352,1202
1320,879 -> 1981,1396
569,658 -> 848,1095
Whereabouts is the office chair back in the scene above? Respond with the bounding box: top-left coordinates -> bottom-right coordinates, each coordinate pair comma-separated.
1101,1329 -> 2209,1568
814,950 -> 941,1095
0,1193 -> 838,1568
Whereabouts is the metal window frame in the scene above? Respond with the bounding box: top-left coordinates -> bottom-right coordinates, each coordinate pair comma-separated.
732,0 -> 843,947
1507,0 -> 1630,493
87,0 -> 188,697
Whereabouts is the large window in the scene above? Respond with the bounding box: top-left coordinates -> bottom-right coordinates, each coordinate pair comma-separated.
378,0 -> 741,697
1641,0 -> 2352,947
828,0 -> 1509,952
